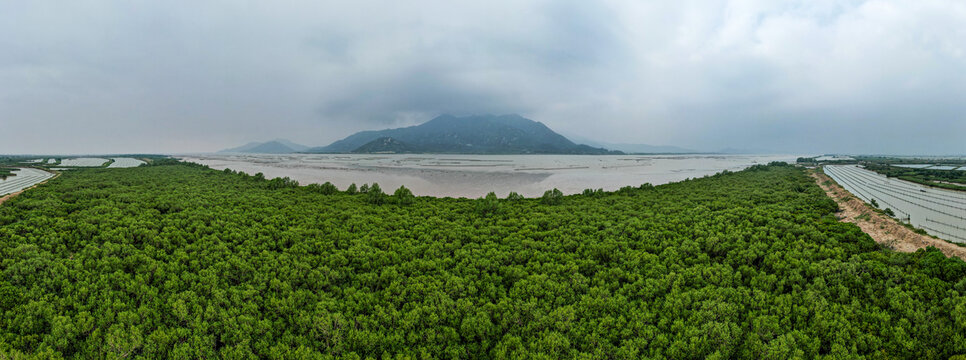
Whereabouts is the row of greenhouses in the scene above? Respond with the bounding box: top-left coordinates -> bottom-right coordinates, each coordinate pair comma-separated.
825,165 -> 966,243
0,167 -> 55,196
107,157 -> 146,168
58,157 -> 110,167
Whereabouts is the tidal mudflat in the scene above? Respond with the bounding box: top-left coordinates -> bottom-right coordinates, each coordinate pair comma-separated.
181,154 -> 797,198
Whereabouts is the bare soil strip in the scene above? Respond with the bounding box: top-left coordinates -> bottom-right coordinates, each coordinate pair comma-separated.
811,170 -> 966,260
0,190 -> 24,205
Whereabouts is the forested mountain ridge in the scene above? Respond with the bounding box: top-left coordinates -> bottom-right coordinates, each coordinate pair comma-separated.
349,137 -> 418,153
308,114 -> 621,154
1,162 -> 965,358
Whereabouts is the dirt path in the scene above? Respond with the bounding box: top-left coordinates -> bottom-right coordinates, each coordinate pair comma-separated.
811,170 -> 966,260
0,190 -> 24,205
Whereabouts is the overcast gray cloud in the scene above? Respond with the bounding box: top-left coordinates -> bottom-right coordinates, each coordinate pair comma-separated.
1,0 -> 964,154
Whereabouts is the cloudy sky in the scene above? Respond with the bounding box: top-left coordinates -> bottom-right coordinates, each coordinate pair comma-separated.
1,0 -> 964,155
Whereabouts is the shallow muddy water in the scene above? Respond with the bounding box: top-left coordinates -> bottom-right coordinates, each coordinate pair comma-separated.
181,154 -> 798,198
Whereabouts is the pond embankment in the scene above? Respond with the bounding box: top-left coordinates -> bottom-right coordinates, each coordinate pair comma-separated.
811,170 -> 966,260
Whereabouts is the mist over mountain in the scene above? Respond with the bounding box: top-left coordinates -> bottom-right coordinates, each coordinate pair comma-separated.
307,114 -> 620,155
563,134 -> 696,154
716,147 -> 778,155
602,143 -> 695,154
218,139 -> 308,154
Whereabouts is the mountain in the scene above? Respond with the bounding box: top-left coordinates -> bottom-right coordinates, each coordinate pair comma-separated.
272,139 -> 309,152
308,114 -> 620,154
218,139 -> 309,154
244,141 -> 299,154
220,142 -> 262,153
351,137 -> 418,153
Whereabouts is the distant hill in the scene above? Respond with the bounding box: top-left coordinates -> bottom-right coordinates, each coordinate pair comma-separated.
565,136 -> 695,154
601,143 -> 694,154
219,139 -> 309,154
273,139 -> 310,152
307,114 -> 621,155
616,144 -> 695,154
716,147 -> 776,155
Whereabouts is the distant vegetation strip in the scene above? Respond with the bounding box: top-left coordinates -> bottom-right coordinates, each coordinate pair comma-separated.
798,156 -> 966,192
863,163 -> 966,192
0,160 -> 965,358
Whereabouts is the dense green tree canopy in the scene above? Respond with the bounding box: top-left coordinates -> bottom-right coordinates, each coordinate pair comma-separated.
1,162 -> 965,358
